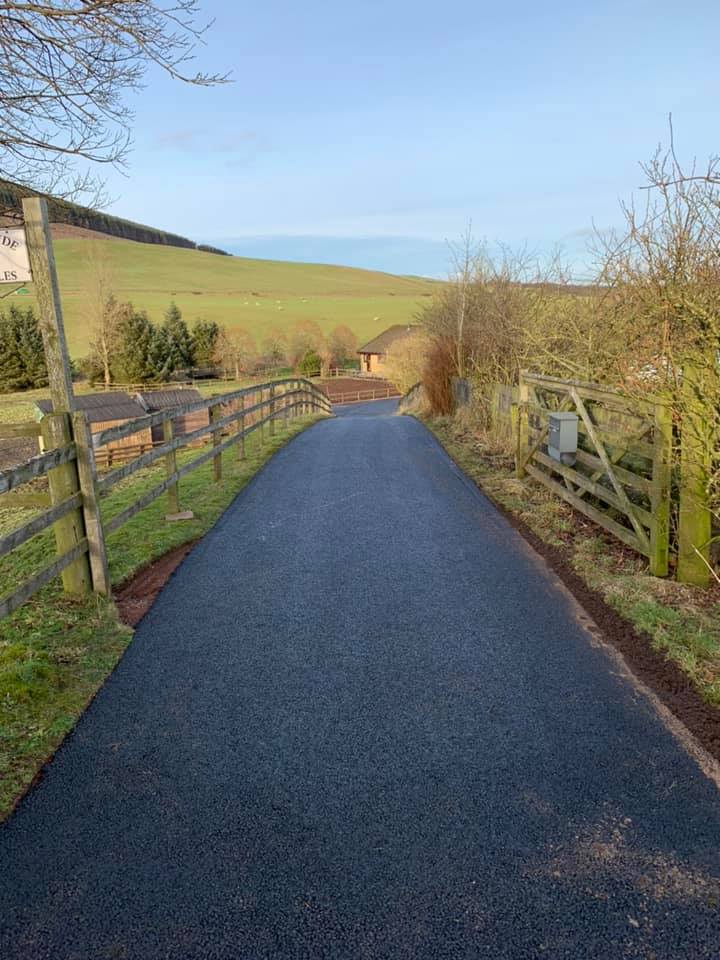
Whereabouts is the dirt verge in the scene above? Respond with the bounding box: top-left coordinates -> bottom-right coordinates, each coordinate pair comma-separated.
114,541 -> 198,627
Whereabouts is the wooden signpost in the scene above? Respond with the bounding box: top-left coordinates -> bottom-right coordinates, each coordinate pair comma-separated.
17,198 -> 96,594
0,226 -> 33,284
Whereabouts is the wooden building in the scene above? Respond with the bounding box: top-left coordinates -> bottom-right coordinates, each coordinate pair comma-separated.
357,324 -> 419,374
135,388 -> 209,444
36,392 -> 151,461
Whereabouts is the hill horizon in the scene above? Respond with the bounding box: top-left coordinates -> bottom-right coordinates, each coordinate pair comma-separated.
11,227 -> 440,358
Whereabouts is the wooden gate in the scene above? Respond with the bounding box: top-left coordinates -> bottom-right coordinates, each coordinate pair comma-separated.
516,372 -> 672,576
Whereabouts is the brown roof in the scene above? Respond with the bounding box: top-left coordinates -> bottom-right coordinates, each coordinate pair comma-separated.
134,388 -> 203,411
357,324 -> 420,356
35,391 -> 145,423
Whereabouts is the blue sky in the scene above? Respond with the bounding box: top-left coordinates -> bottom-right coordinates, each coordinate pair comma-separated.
101,0 -> 720,278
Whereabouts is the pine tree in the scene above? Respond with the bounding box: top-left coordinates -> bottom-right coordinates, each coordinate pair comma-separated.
0,309 -> 25,391
161,302 -> 195,373
0,306 -> 48,391
16,306 -> 48,387
149,324 -> 172,380
192,319 -> 220,367
115,310 -> 157,383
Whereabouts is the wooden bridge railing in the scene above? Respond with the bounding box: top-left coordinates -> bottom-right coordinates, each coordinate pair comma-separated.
327,387 -> 401,404
0,378 -> 331,620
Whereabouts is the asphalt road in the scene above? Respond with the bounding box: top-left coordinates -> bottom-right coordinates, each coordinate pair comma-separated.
1,405 -> 719,959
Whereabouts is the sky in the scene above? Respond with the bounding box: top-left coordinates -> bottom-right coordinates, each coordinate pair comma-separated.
100,0 -> 720,278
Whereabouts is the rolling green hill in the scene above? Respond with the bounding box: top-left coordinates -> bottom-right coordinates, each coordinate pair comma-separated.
10,233 -> 440,358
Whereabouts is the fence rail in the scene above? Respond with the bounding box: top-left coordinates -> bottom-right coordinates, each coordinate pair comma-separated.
0,378 -> 331,620
328,387 -> 401,404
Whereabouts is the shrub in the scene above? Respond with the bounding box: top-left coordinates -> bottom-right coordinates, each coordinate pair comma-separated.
300,349 -> 322,377
422,337 -> 455,415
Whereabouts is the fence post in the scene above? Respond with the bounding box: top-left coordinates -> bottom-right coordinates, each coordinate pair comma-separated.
259,389 -> 265,443
515,372 -> 529,479
211,403 -> 222,482
237,394 -> 246,460
71,412 -> 110,595
269,383 -> 276,437
677,359 -> 713,586
41,413 -> 92,595
162,418 -> 181,517
22,198 -> 75,415
649,401 -> 672,578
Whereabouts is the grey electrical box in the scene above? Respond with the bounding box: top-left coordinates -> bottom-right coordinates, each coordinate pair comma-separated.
548,412 -> 578,465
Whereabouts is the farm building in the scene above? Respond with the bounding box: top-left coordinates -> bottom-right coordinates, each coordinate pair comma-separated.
35,392 -> 151,458
134,388 -> 209,444
357,324 -> 420,374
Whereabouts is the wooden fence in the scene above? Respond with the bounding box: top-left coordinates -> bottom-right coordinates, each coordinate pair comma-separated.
0,378 -> 331,620
329,386 -> 401,404
515,372 -> 671,577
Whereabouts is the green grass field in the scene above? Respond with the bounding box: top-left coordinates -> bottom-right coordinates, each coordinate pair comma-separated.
8,236 -> 439,358
0,378 -> 281,425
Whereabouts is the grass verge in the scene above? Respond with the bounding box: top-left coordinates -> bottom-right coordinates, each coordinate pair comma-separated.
425,414 -> 720,707
0,414 -> 323,821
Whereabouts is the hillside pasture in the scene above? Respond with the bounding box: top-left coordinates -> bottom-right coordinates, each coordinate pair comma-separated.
9,235 -> 439,358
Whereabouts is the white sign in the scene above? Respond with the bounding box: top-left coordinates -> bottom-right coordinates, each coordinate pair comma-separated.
0,227 -> 32,283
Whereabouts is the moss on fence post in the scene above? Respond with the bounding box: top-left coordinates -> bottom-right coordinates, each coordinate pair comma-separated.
677,358 -> 714,586
515,372 -> 529,479
649,401 -> 672,578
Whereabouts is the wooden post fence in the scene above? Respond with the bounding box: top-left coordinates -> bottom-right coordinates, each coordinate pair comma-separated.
164,419 -> 179,515
1,376 -> 331,620
515,372 -> 529,479
40,413 -> 92,595
269,384 -> 276,437
24,196 -> 94,595
649,402 -> 673,579
677,359 -> 714,586
211,402 -> 222,482
72,411 -> 110,596
238,395 -> 246,460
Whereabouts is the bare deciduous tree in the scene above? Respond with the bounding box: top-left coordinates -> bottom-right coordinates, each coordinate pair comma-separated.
82,244 -> 127,386
214,327 -> 257,381
383,329 -> 430,394
0,0 -> 228,201
286,319 -> 323,372
326,324 -> 357,368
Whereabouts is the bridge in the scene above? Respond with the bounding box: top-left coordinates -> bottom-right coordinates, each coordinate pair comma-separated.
1,399 -> 719,959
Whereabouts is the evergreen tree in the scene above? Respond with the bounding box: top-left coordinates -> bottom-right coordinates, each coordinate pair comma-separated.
115,310 -> 157,383
148,323 -> 172,380
0,309 -> 25,391
161,302 -> 195,373
16,306 -> 47,387
0,306 -> 48,391
192,319 -> 220,366
299,349 -> 322,377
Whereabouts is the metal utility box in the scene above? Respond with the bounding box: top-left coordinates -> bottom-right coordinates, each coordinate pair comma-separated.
548,412 -> 578,465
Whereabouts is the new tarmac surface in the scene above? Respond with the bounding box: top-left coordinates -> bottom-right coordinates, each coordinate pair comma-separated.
1,401 -> 719,959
